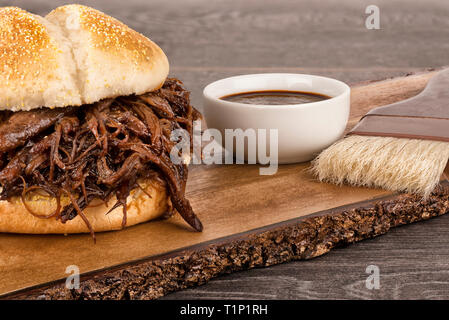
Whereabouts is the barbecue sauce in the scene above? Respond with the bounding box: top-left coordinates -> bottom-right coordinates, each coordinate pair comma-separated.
221,90 -> 331,105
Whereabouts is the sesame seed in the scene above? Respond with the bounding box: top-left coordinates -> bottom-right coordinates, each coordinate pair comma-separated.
0,7 -> 58,94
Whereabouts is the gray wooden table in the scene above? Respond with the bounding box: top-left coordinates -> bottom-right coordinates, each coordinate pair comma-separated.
2,0 -> 449,299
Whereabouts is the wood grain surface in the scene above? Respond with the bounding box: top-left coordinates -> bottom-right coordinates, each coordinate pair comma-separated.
0,0 -> 448,300
163,213 -> 449,300
3,71 -> 448,300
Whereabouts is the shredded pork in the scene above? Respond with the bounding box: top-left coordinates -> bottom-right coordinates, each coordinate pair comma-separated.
0,78 -> 202,239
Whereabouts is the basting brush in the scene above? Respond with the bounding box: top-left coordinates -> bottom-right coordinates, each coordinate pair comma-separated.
312,68 -> 449,197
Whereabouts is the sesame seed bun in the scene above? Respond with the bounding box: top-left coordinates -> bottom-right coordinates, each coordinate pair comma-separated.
0,5 -> 172,234
0,5 -> 169,111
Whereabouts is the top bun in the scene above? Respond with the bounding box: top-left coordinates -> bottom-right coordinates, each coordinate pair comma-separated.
0,5 -> 169,111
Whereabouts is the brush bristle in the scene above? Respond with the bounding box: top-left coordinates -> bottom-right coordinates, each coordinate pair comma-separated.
311,135 -> 449,197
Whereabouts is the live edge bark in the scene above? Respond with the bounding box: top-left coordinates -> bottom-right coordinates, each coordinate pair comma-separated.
8,183 -> 449,300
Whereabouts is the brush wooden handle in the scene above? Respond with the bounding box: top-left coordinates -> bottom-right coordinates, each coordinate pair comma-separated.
350,68 -> 449,141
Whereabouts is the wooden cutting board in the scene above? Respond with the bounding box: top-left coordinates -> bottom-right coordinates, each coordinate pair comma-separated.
2,70 -> 449,299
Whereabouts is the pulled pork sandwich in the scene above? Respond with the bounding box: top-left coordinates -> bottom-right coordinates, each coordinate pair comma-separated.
0,5 -> 202,240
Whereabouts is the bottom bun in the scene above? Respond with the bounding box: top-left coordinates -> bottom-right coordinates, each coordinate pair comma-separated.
0,178 -> 169,234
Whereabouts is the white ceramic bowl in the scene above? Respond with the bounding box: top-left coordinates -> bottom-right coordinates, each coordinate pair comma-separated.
202,73 -> 350,164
